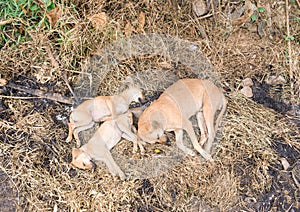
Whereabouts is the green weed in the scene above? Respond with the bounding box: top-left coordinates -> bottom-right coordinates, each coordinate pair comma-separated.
0,0 -> 54,48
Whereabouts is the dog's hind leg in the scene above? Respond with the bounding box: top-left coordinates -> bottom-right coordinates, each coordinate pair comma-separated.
196,111 -> 208,147
202,107 -> 217,154
214,97 -> 227,134
66,121 -> 74,142
203,97 -> 227,154
183,118 -> 213,161
174,129 -> 195,156
73,121 -> 95,147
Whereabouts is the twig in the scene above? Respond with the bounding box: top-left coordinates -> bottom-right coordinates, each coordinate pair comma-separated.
45,46 -> 79,103
295,0 -> 300,8
285,0 -> 295,110
3,82 -> 74,104
286,0 -> 293,80
61,72 -> 79,103
0,120 -> 16,129
0,95 -> 42,100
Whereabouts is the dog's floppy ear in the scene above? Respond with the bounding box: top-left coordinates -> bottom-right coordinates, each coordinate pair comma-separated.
151,120 -> 162,129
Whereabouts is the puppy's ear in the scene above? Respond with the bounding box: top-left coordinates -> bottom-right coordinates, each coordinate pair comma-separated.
125,76 -> 135,86
128,112 -> 133,124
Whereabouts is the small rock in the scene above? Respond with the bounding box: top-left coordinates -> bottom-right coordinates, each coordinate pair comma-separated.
193,0 -> 207,16
280,157 -> 290,170
265,75 -> 286,85
241,86 -> 253,97
241,78 -> 254,87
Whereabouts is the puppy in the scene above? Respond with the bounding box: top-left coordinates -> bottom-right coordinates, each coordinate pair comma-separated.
66,83 -> 144,147
137,78 -> 227,161
70,112 -> 144,180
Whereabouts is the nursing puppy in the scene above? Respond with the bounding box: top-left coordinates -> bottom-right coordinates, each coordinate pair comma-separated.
70,112 -> 144,180
137,78 -> 227,161
66,82 -> 144,147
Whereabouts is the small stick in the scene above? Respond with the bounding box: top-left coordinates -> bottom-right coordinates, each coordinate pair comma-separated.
45,46 -> 79,103
285,0 -> 296,111
2,81 -> 74,105
295,0 -> 300,8
286,0 -> 293,80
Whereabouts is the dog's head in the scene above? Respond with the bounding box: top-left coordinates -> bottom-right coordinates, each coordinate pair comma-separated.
70,148 -> 95,170
138,119 -> 166,144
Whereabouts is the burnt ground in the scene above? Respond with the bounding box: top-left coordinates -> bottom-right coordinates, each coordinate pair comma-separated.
1,0 -> 300,211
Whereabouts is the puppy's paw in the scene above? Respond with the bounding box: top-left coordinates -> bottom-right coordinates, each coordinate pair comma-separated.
199,137 -> 208,147
201,151 -> 213,162
119,172 -> 126,181
187,149 -> 196,156
140,148 -> 145,155
65,136 -> 72,143
132,146 -> 138,154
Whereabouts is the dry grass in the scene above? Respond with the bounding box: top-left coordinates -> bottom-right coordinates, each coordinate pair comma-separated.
1,0 -> 299,211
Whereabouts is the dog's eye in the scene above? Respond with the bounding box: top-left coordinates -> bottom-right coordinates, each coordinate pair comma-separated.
82,162 -> 86,167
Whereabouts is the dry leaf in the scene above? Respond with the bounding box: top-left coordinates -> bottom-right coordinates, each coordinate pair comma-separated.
124,22 -> 133,37
193,0 -> 207,16
280,158 -> 290,170
88,12 -> 108,31
46,7 -> 61,27
241,78 -> 254,87
232,0 -> 256,26
137,11 -> 145,32
240,86 -> 253,97
265,75 -> 286,85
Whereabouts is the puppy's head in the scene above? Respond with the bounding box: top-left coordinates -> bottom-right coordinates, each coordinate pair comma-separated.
128,85 -> 144,103
70,148 -> 94,170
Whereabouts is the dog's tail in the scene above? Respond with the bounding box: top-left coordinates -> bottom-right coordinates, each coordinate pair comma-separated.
214,94 -> 227,133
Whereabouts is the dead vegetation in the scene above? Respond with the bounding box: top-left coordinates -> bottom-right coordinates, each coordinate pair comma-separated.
0,0 -> 299,211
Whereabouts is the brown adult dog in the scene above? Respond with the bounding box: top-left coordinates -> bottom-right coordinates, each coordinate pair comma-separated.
66,82 -> 143,147
70,112 -> 144,180
137,78 -> 227,161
